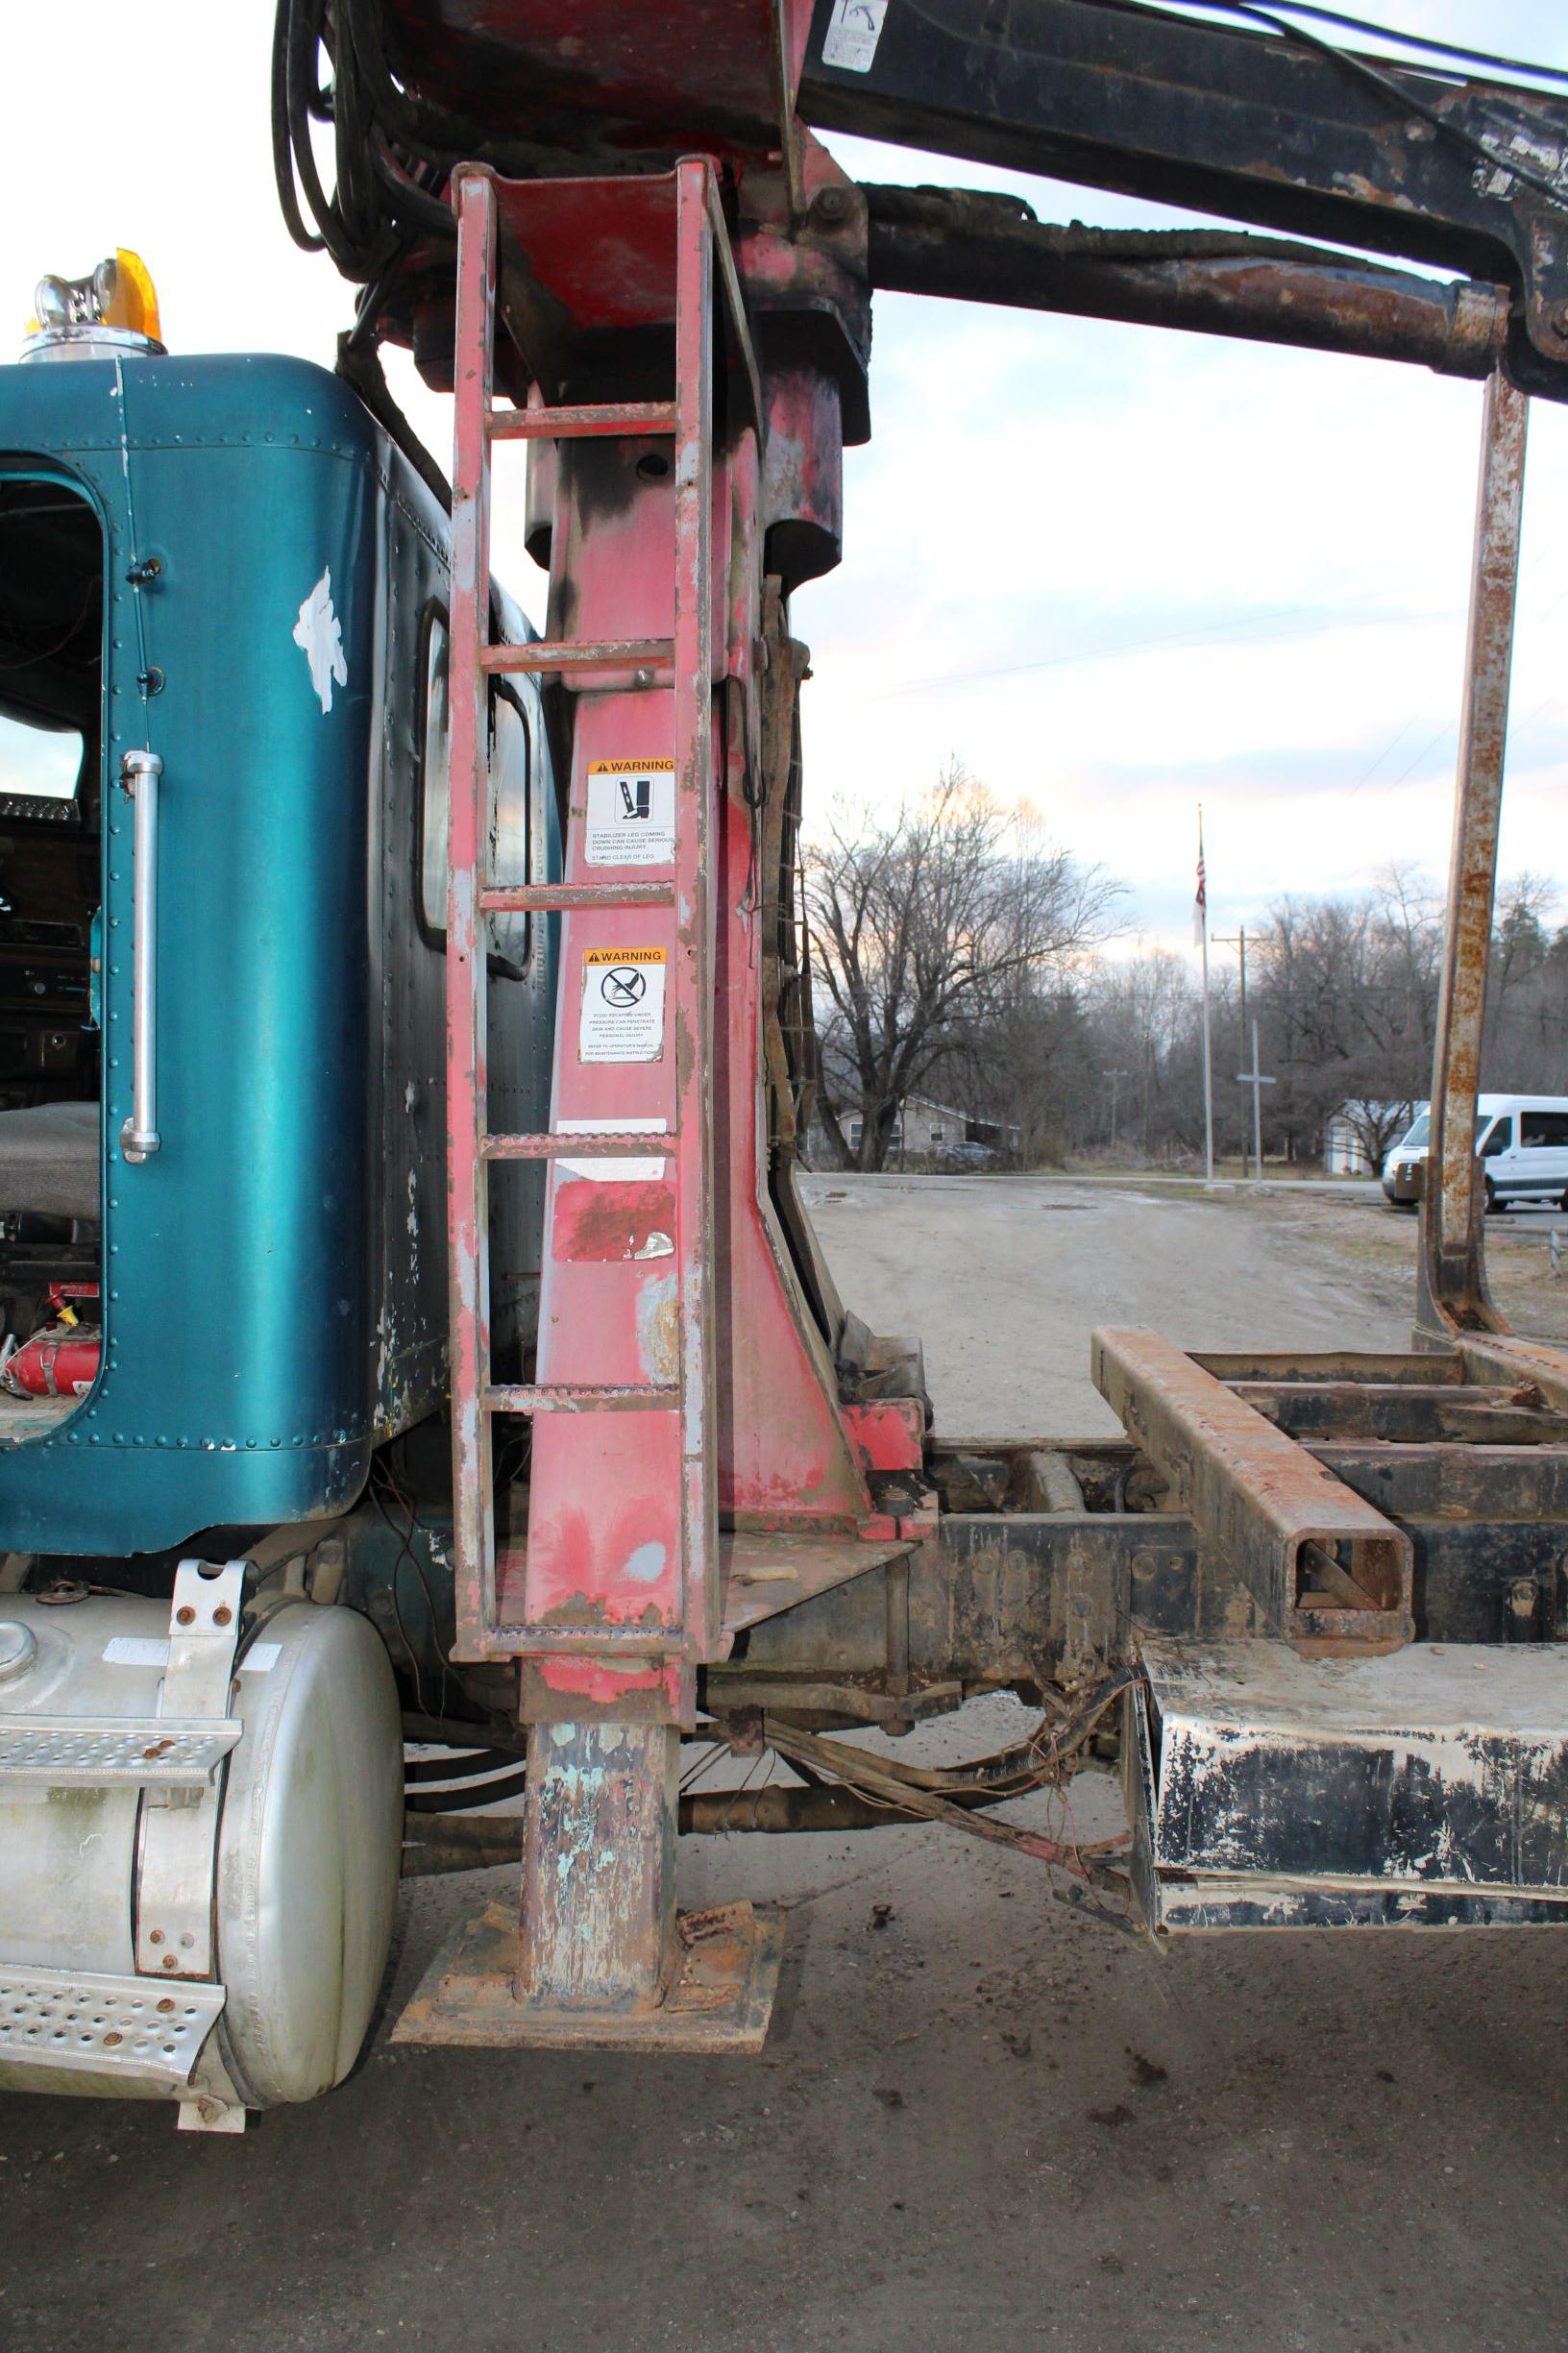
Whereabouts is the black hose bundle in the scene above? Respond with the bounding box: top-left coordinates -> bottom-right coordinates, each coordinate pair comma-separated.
271,0 -> 466,288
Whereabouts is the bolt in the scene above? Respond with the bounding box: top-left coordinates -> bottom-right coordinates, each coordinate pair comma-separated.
813,185 -> 848,224
176,1605 -> 195,1626
1511,1578 -> 1537,1613
161,1954 -> 178,1971
148,1929 -> 163,1946
213,1604 -> 233,1627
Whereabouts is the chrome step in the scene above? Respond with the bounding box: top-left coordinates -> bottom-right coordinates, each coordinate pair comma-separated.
0,1963 -> 225,2089
0,1715 -> 241,1787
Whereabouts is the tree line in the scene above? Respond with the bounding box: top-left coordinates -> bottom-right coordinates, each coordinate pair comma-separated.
802,762 -> 1565,1172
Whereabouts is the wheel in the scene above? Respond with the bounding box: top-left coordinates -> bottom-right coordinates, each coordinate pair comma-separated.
1483,1176 -> 1497,1214
1559,1189 -> 1568,1214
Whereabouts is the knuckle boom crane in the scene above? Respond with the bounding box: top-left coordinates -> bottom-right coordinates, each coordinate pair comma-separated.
3,0 -> 1568,2123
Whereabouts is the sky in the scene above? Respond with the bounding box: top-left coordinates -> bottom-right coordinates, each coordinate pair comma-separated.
6,1 -> 1568,954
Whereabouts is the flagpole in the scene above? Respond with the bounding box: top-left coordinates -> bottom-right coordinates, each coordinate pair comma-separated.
1197,808 -> 1214,1184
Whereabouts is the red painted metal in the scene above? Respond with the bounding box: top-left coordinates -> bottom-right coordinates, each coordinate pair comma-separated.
489,402 -> 678,442
3,1286 -> 102,1402
482,636 -> 674,677
478,881 -> 674,912
442,158 -> 925,1714
842,1400 -> 926,1477
380,0 -> 815,179
481,1131 -> 682,1160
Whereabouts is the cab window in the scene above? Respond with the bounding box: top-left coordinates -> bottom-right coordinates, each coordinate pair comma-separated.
486,689 -> 530,974
418,613 -> 530,971
1481,1118 -> 1512,1157
418,613 -> 450,938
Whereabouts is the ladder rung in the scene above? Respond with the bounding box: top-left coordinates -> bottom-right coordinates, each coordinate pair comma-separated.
482,638 -> 674,680
486,1384 -> 678,1415
487,401 -> 678,442
488,1624 -> 682,1658
478,881 -> 674,914
482,1132 -> 678,1162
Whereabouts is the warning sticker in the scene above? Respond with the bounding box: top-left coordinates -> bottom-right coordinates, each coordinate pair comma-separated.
585,757 -> 675,868
821,0 -> 888,73
579,944 -> 667,1064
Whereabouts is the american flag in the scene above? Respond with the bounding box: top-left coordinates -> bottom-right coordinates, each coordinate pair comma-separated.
1193,821 -> 1207,947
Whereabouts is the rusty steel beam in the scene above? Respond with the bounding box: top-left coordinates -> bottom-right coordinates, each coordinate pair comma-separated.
803,0 -> 1568,388
1419,366 -> 1530,1338
865,190 -> 1511,383
1231,1381 -> 1568,1448
1090,1329 -> 1413,1647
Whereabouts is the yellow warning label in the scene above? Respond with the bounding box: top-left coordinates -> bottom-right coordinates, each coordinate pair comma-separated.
584,759 -> 676,867
579,945 -> 667,1063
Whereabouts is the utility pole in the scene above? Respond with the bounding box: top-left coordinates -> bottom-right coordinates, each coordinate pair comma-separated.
1237,1017 -> 1276,1184
1103,1068 -> 1129,1152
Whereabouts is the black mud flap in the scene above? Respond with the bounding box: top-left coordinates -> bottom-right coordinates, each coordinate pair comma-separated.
1128,1638 -> 1568,1929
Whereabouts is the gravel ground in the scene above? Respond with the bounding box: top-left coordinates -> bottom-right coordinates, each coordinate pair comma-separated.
5,1173 -> 1566,2353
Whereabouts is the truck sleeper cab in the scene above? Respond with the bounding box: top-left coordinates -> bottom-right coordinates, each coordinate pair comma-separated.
1382,1094 -> 1568,1212
0,349 -> 556,1550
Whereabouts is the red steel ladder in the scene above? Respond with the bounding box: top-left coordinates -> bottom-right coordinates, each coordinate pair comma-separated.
443,159 -> 738,1678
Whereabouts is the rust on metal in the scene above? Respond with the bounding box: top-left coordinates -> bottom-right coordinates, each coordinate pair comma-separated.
481,634 -> 675,677
1231,1380 -> 1568,1448
488,399 -> 678,440
1091,1327 -> 1413,1647
1421,365 -> 1529,1337
478,880 -> 674,913
864,188 -> 1512,383
391,1896 -> 784,2053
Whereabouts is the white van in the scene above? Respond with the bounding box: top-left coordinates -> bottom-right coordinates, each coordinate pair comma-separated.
1382,1094 -> 1568,1212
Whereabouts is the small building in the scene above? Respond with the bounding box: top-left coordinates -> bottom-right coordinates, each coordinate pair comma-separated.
812,1093 -> 1021,1164
1324,1099 -> 1422,1176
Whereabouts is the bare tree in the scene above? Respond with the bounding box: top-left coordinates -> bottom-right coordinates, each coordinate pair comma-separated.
803,759 -> 1116,1169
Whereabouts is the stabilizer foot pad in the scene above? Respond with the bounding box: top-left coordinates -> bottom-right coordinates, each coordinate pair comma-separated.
392,1899 -> 784,2053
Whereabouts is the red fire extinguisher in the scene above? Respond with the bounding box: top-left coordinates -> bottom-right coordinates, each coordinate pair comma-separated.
3,1284 -> 102,1399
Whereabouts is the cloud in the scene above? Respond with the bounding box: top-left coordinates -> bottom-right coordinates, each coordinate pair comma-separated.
7,0 -> 1568,940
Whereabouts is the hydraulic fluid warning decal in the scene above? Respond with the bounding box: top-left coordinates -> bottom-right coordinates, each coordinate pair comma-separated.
585,757 -> 675,867
579,944 -> 667,1063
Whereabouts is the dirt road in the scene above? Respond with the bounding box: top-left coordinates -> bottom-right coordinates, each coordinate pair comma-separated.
6,1177 -> 1567,2353
799,1172 -> 1413,1437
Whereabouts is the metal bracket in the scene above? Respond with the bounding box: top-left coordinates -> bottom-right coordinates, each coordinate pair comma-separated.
135,1560 -> 245,1982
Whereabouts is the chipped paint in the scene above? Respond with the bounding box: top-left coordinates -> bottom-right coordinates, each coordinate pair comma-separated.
292,566 -> 348,714
1135,1638 -> 1568,1929
635,1270 -> 680,1388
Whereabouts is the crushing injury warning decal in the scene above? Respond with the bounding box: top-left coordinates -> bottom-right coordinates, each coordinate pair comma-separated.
579,945 -> 667,1063
584,757 -> 675,867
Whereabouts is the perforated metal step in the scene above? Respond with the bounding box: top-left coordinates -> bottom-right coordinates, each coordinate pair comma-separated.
0,1964 -> 225,2088
0,1715 -> 241,1786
